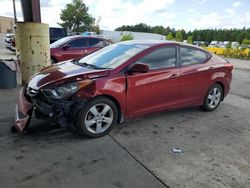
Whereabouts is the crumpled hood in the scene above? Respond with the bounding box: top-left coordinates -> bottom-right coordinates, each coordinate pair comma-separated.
27,61 -> 109,90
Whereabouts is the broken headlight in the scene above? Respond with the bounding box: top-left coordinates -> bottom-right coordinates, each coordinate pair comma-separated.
42,80 -> 92,99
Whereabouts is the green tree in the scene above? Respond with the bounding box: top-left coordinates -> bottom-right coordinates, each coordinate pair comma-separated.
226,42 -> 232,48
166,32 -> 174,40
151,26 -> 167,35
187,36 -> 193,44
175,30 -> 183,42
58,0 -> 95,32
242,38 -> 250,45
93,16 -> 101,34
115,24 -> 250,44
120,33 -> 134,41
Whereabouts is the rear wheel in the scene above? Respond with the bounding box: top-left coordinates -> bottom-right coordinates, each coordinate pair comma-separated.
77,97 -> 118,138
202,84 -> 223,111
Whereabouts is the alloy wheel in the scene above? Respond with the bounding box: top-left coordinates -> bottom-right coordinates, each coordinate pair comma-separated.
207,87 -> 221,109
84,103 -> 114,134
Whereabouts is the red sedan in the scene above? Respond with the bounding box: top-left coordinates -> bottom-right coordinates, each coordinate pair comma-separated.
15,41 -> 233,138
50,35 -> 112,63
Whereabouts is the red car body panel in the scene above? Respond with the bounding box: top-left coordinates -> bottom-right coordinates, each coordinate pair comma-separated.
28,62 -> 110,90
15,88 -> 33,133
50,36 -> 112,63
126,67 -> 181,117
14,41 -> 233,132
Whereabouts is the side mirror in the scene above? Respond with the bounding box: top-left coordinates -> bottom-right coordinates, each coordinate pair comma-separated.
128,63 -> 149,74
62,45 -> 70,50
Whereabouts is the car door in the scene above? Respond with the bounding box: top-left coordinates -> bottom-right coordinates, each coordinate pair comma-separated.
179,46 -> 213,106
126,46 -> 181,117
61,38 -> 87,60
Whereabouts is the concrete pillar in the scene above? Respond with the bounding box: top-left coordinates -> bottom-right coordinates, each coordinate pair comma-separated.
14,26 -> 20,56
16,22 -> 51,84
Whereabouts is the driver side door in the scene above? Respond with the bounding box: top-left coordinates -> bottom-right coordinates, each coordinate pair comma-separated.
126,46 -> 181,117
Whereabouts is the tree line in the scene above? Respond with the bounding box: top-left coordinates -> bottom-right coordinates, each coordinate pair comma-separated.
58,1 -> 250,45
115,23 -> 250,44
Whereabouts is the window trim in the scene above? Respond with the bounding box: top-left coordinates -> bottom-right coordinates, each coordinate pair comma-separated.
131,46 -> 178,72
179,46 -> 211,67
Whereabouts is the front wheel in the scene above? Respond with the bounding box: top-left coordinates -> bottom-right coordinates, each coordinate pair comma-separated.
76,97 -> 118,138
202,84 -> 223,111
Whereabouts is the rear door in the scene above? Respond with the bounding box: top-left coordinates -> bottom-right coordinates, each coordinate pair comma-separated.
179,46 -> 213,105
62,38 -> 87,60
126,46 -> 181,117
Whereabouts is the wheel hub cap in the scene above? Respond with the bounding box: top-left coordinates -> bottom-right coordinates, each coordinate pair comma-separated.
207,87 -> 221,109
85,103 -> 114,134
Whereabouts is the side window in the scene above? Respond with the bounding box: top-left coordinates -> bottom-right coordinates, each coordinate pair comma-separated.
89,38 -> 105,47
136,47 -> 176,70
180,47 -> 207,66
68,38 -> 86,48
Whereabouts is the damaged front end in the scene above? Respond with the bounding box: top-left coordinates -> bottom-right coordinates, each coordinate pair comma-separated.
14,79 -> 95,133
15,87 -> 33,133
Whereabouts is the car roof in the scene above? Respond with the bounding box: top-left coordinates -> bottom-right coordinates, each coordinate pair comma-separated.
65,35 -> 109,41
119,40 -> 204,49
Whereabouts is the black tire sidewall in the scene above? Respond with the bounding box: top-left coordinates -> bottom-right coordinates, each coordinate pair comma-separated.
77,97 -> 118,138
202,84 -> 223,111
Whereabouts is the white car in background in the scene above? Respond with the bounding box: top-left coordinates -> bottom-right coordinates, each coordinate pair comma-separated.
4,33 -> 15,52
209,41 -> 218,47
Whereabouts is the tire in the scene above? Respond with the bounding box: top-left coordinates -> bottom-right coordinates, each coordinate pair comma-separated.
202,84 -> 223,111
76,97 -> 118,138
51,57 -> 56,64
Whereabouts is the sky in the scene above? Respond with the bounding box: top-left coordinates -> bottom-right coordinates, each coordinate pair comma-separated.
0,0 -> 250,31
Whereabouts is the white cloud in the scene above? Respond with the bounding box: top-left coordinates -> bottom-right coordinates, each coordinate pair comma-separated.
233,1 -> 241,7
224,9 -> 235,16
190,12 -> 223,29
0,0 -> 175,29
0,0 -> 23,21
0,0 -> 249,31
245,12 -> 250,23
86,0 -> 176,30
188,9 -> 194,13
192,0 -> 207,4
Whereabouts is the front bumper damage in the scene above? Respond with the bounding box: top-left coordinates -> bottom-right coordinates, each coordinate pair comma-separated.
15,88 -> 33,133
14,86 -> 86,133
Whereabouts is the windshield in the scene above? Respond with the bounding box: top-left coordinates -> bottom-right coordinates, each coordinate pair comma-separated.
78,43 -> 148,69
50,37 -> 71,48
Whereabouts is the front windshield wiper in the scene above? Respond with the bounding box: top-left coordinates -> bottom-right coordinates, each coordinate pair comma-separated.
72,60 -> 107,70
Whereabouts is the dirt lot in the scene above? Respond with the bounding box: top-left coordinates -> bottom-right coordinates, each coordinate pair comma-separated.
0,35 -> 250,188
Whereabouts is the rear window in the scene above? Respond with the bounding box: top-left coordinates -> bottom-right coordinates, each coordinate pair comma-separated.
180,47 -> 208,66
89,38 -> 105,47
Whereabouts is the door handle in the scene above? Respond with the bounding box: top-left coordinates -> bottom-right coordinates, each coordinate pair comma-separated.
170,73 -> 178,78
208,66 -> 214,70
